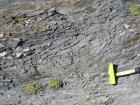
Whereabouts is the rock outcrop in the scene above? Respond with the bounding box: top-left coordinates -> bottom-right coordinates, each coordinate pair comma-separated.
0,0 -> 140,105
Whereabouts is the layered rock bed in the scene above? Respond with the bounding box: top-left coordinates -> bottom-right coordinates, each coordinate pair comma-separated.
0,0 -> 140,105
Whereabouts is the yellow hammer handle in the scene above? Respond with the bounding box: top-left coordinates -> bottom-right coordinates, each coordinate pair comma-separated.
116,69 -> 136,77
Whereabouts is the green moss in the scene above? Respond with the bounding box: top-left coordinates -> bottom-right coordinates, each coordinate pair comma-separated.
130,3 -> 140,16
17,15 -> 26,23
23,83 -> 40,95
48,79 -> 63,90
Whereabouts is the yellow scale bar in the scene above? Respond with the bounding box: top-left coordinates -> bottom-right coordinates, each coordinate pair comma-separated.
116,69 -> 136,77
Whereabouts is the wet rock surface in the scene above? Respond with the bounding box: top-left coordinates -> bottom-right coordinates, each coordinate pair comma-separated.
0,0 -> 140,105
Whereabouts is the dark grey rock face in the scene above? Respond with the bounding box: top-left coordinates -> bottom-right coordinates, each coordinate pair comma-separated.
0,0 -> 140,105
8,38 -> 21,48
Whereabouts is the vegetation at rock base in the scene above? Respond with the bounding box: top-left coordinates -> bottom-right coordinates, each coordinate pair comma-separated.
130,3 -> 140,16
48,79 -> 63,90
23,83 -> 40,95
17,15 -> 26,23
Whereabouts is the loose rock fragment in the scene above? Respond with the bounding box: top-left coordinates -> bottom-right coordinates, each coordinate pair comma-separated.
124,24 -> 130,29
0,43 -> 4,49
23,48 -> 30,52
0,33 -> 4,38
0,52 -> 7,57
15,52 -> 22,58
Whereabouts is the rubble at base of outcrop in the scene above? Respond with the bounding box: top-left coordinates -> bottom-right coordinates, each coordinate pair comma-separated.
0,0 -> 140,105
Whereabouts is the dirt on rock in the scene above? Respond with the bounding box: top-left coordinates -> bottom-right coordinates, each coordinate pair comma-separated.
0,0 -> 140,105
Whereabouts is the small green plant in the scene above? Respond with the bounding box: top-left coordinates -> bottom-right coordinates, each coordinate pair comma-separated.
48,79 -> 63,90
130,3 -> 140,16
17,15 -> 26,23
23,83 -> 40,95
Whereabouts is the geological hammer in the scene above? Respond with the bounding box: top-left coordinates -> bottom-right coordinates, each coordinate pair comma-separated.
108,63 -> 140,85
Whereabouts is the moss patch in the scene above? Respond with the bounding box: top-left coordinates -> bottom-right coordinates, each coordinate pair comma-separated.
23,83 -> 40,95
130,3 -> 140,16
17,15 -> 26,23
48,79 -> 63,90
